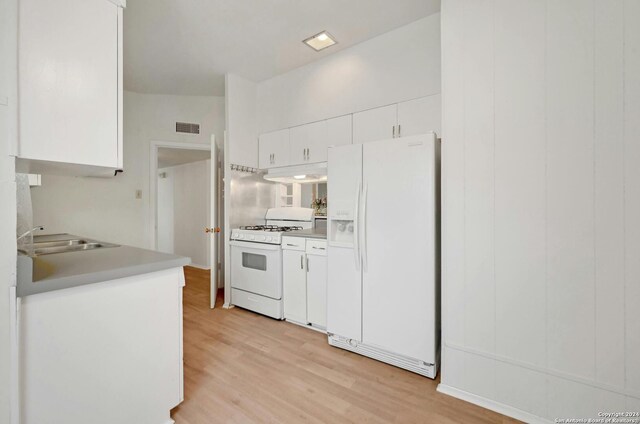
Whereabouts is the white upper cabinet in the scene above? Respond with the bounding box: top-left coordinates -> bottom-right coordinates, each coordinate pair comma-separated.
18,0 -> 124,174
290,120 -> 328,164
353,104 -> 397,144
326,115 -> 352,148
258,95 -> 440,169
353,96 -> 441,144
258,128 -> 290,169
397,95 -> 441,138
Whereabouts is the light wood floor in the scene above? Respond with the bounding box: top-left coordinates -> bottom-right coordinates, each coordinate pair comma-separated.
171,266 -> 519,424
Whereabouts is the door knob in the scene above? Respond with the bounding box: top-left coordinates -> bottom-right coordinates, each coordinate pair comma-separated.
205,227 -> 221,233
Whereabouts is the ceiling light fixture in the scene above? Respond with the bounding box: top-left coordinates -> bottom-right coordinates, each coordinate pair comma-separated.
303,31 -> 337,51
294,175 -> 307,180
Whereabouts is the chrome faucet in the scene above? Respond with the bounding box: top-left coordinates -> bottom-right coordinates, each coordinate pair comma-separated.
17,226 -> 44,242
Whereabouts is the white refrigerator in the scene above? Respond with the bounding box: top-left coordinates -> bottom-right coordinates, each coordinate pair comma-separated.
326,133 -> 440,378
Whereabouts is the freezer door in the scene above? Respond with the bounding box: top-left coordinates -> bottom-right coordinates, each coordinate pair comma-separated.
326,246 -> 361,341
327,144 -> 363,340
361,133 -> 438,364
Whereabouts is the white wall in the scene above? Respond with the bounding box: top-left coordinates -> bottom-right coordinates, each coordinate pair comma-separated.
31,91 -> 224,249
156,170 -> 174,254
256,14 -> 441,133
0,0 -> 17,421
157,160 -> 211,268
225,74 -> 258,168
440,1 -> 640,422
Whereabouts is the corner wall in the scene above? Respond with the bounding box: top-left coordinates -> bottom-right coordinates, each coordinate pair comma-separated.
440,1 -> 640,421
0,0 -> 18,420
31,91 -> 224,249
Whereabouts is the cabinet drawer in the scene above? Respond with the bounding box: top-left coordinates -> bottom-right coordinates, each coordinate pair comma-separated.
306,240 -> 327,256
232,288 -> 282,320
282,237 -> 305,251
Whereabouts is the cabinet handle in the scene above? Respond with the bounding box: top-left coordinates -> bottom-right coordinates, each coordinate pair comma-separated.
392,125 -> 396,138
273,153 -> 276,164
307,148 -> 310,160
300,255 -> 304,269
306,257 -> 309,272
398,124 -> 401,137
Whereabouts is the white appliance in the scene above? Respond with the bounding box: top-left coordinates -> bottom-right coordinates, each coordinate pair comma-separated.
326,133 -> 440,378
230,207 -> 314,319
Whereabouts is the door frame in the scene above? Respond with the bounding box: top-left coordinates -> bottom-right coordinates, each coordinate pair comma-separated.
149,140 -> 212,252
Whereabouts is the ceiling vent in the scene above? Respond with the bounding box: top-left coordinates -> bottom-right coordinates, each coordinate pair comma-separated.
176,122 -> 200,135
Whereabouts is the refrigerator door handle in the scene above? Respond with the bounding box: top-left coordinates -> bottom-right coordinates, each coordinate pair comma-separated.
361,183 -> 368,272
353,182 -> 361,271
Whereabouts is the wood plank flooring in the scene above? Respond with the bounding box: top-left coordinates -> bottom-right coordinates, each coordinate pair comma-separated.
171,266 -> 519,423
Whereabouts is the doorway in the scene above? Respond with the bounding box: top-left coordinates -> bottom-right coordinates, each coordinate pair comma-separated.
150,140 -> 222,308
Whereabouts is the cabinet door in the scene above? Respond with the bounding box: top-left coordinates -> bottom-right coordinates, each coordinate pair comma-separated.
258,129 -> 290,169
19,0 -> 119,167
397,95 -> 442,138
306,254 -> 327,328
290,120 -> 327,165
283,249 -> 307,323
352,104 -> 397,144
326,115 -> 352,147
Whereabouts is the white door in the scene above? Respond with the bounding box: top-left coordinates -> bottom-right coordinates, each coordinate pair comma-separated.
397,95 -> 442,138
209,135 -> 219,308
361,134 -> 437,363
352,104 -> 397,144
326,115 -> 352,147
19,0 -> 119,167
283,249 -> 307,323
306,253 -> 327,328
259,129 -> 290,169
327,144 -> 362,340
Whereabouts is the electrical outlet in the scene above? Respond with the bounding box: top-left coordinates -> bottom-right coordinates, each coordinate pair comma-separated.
135,190 -> 142,199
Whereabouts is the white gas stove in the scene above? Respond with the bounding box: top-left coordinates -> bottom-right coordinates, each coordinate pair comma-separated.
231,225 -> 305,245
230,208 -> 314,319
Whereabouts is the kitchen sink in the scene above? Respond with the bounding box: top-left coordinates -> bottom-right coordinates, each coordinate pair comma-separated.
32,239 -> 90,248
18,236 -> 119,256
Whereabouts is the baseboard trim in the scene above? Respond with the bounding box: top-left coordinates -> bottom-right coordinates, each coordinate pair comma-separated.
436,384 -> 551,424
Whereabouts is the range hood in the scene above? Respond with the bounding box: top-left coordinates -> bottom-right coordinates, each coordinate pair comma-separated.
263,163 -> 327,184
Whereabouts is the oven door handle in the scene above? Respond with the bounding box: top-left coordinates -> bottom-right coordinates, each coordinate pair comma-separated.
229,240 -> 282,251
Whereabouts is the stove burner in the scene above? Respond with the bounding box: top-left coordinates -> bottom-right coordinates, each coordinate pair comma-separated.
240,225 -> 303,232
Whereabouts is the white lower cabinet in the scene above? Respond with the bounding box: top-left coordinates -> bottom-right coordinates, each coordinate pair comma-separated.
282,237 -> 327,329
283,249 -> 307,323
20,268 -> 184,424
306,254 -> 327,328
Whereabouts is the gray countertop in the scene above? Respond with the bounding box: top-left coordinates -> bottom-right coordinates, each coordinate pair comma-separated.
17,234 -> 190,297
283,228 -> 327,239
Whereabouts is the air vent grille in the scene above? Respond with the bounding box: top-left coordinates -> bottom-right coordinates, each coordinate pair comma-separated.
176,122 -> 200,134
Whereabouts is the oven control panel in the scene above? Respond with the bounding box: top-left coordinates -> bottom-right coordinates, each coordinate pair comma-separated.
231,231 -> 282,245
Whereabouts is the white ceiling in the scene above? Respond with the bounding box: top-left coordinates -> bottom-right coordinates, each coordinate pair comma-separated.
123,0 -> 440,96
158,148 -> 211,168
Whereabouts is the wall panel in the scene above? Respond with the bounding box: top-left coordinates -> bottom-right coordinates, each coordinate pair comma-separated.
441,0 -> 639,420
493,0 -> 547,368
545,0 -> 595,380
624,0 -> 640,395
